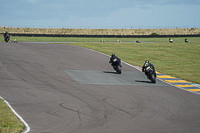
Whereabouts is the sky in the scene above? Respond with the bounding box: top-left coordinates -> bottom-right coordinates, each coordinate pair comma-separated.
1,0 -> 200,29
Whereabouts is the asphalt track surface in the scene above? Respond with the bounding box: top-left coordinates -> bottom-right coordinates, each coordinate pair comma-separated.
0,42 -> 200,133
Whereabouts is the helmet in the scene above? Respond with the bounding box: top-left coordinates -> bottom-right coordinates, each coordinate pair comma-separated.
111,54 -> 115,57
145,60 -> 149,63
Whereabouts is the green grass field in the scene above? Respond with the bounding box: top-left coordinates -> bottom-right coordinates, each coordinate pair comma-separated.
0,36 -> 200,132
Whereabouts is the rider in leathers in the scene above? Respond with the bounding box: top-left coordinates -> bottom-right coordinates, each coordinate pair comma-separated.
109,54 -> 122,67
142,60 -> 156,78
4,31 -> 10,41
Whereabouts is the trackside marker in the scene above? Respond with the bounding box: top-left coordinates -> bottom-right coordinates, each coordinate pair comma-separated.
165,80 -> 191,83
175,85 -> 194,87
187,89 -> 200,92
155,72 -> 200,94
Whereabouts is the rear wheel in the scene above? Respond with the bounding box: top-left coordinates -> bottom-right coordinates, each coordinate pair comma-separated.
150,74 -> 156,83
117,65 -> 122,74
5,38 -> 9,42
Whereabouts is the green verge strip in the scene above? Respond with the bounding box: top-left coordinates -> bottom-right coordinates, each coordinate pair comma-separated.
0,96 -> 29,133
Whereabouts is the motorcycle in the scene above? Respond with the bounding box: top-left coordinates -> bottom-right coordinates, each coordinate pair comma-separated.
13,39 -> 18,43
4,34 -> 10,42
110,58 -> 122,74
136,40 -> 141,43
146,65 -> 156,83
169,38 -> 173,43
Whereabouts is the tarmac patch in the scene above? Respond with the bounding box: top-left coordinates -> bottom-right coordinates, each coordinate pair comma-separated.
64,70 -> 169,86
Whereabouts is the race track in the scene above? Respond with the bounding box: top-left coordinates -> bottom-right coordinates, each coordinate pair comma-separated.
0,42 -> 200,133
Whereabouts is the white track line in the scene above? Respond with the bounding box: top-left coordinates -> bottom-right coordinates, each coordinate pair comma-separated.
0,96 -> 30,133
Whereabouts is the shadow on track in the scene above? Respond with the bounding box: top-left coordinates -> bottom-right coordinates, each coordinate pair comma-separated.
103,71 -> 118,74
135,80 -> 152,84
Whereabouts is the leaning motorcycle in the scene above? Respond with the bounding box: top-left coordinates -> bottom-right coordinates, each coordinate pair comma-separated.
4,34 -> 10,42
146,65 -> 156,83
110,58 -> 122,74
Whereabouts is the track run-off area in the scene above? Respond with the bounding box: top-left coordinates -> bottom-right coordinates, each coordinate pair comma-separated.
0,42 -> 200,133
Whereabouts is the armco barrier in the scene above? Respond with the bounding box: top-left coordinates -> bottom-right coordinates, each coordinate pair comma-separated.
1,33 -> 200,38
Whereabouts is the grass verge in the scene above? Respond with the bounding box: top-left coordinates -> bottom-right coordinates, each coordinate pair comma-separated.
0,36 -> 155,42
0,98 -> 25,133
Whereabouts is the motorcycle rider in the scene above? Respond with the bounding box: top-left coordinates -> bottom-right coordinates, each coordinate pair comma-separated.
169,38 -> 173,43
142,60 -> 156,78
109,54 -> 122,67
4,31 -> 10,41
4,31 -> 9,37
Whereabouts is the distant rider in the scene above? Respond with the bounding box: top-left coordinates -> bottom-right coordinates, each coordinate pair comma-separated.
4,31 -> 10,41
169,38 -> 173,43
109,54 -> 122,67
4,31 -> 9,38
142,60 -> 156,78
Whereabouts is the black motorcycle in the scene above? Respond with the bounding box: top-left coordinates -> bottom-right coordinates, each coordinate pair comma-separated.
110,58 -> 122,74
4,34 -> 10,42
146,65 -> 156,83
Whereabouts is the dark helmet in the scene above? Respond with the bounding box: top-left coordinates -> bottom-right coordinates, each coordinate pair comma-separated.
145,60 -> 149,63
111,54 -> 115,57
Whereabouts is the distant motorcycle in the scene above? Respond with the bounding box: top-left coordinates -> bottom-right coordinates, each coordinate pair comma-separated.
136,40 -> 141,43
13,39 -> 18,43
4,34 -> 10,42
146,65 -> 156,83
110,58 -> 122,74
169,38 -> 173,43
